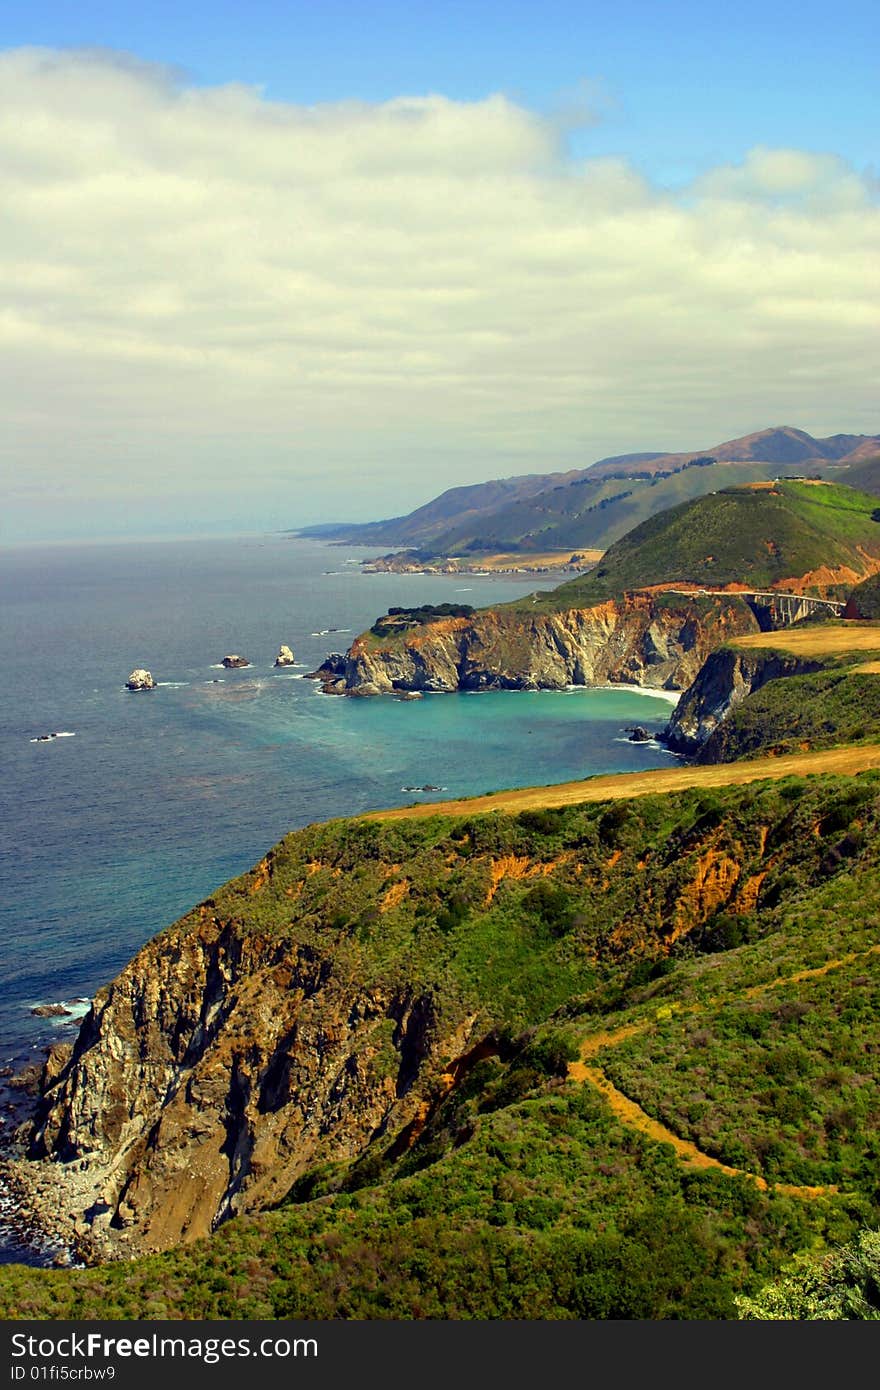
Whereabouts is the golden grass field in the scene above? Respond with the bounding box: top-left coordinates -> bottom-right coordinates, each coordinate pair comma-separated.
462,549 -> 603,571
730,623 -> 880,657
365,742 -> 880,821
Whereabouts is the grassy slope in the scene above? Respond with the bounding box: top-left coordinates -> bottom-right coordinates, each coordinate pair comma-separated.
688,622 -> 880,764
365,744 -> 880,819
698,673 -> 880,764
527,482 -> 880,613
3,771 -> 880,1319
846,571 -> 880,619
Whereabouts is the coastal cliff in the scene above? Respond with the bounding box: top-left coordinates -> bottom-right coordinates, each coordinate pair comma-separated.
21,845 -> 489,1261
313,593 -> 761,697
663,648 -> 825,756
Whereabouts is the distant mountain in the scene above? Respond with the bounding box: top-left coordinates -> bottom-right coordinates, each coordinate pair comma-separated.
830,451 -> 880,495
296,470 -> 586,548
294,427 -> 880,555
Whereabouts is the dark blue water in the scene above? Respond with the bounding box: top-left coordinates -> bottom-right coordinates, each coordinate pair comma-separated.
0,533 -> 677,1078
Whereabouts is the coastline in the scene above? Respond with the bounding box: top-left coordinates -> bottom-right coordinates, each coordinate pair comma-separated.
585,682 -> 682,706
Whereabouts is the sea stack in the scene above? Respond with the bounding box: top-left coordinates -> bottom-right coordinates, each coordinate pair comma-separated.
125,669 -> 155,690
274,645 -> 295,667
221,654 -> 250,669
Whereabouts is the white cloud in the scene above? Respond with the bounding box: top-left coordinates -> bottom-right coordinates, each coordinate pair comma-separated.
1,48 -> 878,537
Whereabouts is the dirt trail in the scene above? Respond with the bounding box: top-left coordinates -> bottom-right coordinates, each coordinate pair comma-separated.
565,947 -> 880,1200
365,743 -> 880,821
567,1060 -> 832,1197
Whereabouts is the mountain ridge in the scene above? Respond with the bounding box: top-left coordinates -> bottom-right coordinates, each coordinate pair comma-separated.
294,427 -> 880,555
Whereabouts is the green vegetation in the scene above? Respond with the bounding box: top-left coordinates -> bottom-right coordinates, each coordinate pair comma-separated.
600,952 -> 880,1189
737,1228 -> 880,1319
846,571 -> 880,619
699,669 -> 880,762
531,481 -> 880,612
3,770 -> 880,1318
370,603 -> 475,637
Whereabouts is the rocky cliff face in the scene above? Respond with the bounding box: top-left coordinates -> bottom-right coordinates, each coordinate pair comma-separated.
663,648 -> 825,756
313,594 -> 761,697
22,879 -> 481,1262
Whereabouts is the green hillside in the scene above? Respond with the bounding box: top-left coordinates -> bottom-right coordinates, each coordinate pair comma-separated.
2,771 -> 880,1318
520,481 -> 880,612
846,569 -> 880,619
698,669 -> 880,764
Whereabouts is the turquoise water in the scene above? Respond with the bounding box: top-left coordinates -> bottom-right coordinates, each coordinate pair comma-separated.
0,534 -> 678,1064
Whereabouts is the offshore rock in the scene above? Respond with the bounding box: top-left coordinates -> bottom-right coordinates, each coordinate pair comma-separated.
663,648 -> 824,757
125,669 -> 155,691
274,645 -> 295,667
221,655 -> 250,669
310,593 -> 761,698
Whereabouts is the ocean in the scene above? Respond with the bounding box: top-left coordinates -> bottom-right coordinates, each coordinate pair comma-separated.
0,533 -> 678,1262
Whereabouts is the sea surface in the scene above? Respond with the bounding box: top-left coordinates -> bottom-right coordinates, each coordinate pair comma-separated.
0,533 -> 678,1262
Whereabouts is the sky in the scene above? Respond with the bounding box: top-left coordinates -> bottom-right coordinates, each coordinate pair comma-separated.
1,1 -> 878,542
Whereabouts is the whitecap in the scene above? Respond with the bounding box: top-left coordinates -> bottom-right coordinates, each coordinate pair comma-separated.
156,681 -> 189,688
573,683 -> 682,706
28,997 -> 91,1022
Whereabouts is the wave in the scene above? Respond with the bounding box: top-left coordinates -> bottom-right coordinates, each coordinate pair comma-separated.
156,681 -> 189,688
29,997 -> 91,1021
612,736 -> 680,758
578,683 -> 682,705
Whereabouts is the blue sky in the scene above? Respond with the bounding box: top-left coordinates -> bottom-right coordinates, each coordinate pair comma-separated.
5,0 -> 877,180
1,2 -> 877,540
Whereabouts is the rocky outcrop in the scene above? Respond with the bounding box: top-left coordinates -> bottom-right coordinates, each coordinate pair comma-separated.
221,654 -> 250,669
20,893 -> 482,1262
125,669 -> 155,691
662,648 -> 824,756
311,594 -> 761,697
274,645 -> 295,667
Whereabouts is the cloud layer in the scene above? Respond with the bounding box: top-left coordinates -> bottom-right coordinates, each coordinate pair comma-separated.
2,48 -> 878,536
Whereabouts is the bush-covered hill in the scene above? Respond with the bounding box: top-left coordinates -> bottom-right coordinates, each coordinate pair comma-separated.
525,481 -> 880,611
696,669 -> 880,763
2,770 -> 880,1319
845,570 -> 880,620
